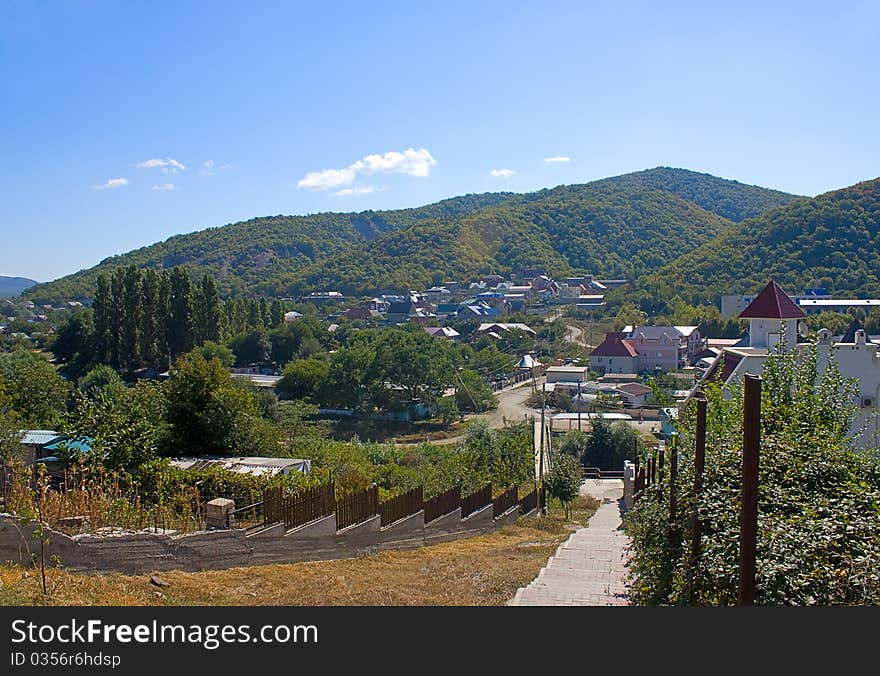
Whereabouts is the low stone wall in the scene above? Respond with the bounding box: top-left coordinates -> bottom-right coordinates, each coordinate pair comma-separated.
0,502 -> 534,575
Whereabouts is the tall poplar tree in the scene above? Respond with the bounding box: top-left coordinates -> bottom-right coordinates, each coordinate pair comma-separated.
109,268 -> 125,369
140,268 -> 160,368
93,273 -> 113,365
120,265 -> 142,372
167,267 -> 194,358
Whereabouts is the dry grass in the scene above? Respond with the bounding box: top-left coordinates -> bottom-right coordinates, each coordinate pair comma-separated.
0,498 -> 599,607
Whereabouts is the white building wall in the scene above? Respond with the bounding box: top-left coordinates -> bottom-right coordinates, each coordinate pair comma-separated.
816,330 -> 880,450
749,318 -> 798,350
721,330 -> 880,451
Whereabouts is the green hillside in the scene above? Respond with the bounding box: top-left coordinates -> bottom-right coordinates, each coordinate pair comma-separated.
24,192 -> 517,303
26,167 -> 797,302
645,177 -> 880,304
600,166 -> 799,222
288,183 -> 735,296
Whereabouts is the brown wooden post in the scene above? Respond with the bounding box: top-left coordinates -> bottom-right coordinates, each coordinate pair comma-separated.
739,374 -> 761,606
656,447 -> 665,501
690,393 -> 707,566
668,434 -> 678,539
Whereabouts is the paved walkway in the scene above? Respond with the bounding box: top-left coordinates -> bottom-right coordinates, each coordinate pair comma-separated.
510,479 -> 630,606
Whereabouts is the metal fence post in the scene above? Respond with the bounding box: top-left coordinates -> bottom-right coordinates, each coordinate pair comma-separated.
739,374 -> 761,606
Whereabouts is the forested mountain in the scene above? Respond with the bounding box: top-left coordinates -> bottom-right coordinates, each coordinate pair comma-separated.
24,192 -> 518,303
0,276 -> 37,297
598,166 -> 800,222
26,167 -> 798,302
644,177 -> 880,304
287,184 -> 734,296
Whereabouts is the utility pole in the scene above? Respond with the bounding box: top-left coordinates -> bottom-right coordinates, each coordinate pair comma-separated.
539,382 -> 546,515
577,381 -> 582,431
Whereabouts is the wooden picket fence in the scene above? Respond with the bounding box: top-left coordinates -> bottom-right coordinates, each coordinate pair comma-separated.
379,486 -> 423,527
255,479 -> 544,533
461,484 -> 492,518
493,485 -> 519,518
263,483 -> 336,531
518,487 -> 538,515
336,485 -> 379,531
423,486 -> 461,524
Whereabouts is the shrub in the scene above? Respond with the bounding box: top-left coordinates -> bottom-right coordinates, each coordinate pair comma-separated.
625,342 -> 880,605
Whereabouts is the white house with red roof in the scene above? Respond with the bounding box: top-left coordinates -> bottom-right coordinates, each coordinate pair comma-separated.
696,279 -> 879,450
589,332 -> 638,374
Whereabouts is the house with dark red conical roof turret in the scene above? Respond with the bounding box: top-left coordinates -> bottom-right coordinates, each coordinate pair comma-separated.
691,280 -> 879,450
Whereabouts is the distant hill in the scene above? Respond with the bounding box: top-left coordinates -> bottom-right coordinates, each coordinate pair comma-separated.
25,167 -> 799,302
0,276 -> 37,297
287,182 -> 735,296
600,166 -> 799,222
645,177 -> 880,304
24,192 -> 518,303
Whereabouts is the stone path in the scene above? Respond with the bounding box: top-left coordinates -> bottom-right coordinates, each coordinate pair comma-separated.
510,479 -> 630,606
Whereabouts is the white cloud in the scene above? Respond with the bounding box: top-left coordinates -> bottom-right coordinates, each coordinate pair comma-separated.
298,168 -> 356,191
349,148 -> 436,177
490,168 -> 515,178
137,157 -> 187,172
334,185 -> 387,197
92,178 -> 129,190
153,183 -> 176,191
544,155 -> 572,163
201,159 -> 234,176
297,147 -> 436,191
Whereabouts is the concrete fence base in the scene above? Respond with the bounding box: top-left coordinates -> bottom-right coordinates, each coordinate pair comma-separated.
0,500 -> 534,574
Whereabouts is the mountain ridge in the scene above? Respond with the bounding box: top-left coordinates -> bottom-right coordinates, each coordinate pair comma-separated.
25,167 -> 802,303
643,176 -> 880,303
0,276 -> 38,298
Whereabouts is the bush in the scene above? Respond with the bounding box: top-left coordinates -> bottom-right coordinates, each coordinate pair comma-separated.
544,452 -> 582,519
582,418 -> 639,470
435,396 -> 460,425
625,343 -> 880,605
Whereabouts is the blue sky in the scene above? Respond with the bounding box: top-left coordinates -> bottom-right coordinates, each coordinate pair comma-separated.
1,1 -> 879,282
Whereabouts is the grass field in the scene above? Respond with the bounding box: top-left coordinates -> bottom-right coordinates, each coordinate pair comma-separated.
0,497 -> 600,607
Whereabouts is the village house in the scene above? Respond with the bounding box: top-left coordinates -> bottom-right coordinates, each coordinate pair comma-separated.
590,325 -> 703,374
340,306 -> 372,321
589,332 -> 639,374
424,326 -> 460,340
458,302 -> 500,319
545,365 -> 590,395
474,322 -> 537,339
698,279 -> 880,450
424,286 -> 452,303
386,300 -> 414,325
301,291 -> 345,304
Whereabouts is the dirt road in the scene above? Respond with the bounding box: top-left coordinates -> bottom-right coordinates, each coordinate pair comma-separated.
422,379 -> 543,446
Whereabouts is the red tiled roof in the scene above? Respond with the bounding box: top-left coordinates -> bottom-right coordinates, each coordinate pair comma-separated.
590,332 -> 638,358
738,280 -> 806,319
